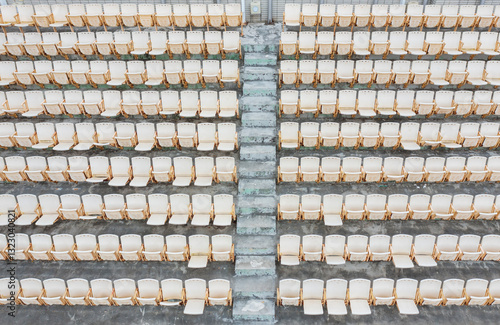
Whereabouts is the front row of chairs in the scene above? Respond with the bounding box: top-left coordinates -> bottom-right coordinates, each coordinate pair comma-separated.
7,233 -> 234,268
5,277 -> 231,315
278,234 -> 499,267
0,155 -> 237,186
277,278 -> 500,316
278,193 -> 500,225
0,193 -> 235,227
278,155 -> 500,183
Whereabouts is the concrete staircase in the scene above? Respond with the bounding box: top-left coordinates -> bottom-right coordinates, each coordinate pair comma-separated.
232,24 -> 280,323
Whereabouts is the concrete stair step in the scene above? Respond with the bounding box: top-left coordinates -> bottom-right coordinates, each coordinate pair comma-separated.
240,145 -> 276,161
234,235 -> 277,256
244,53 -> 277,67
232,299 -> 275,322
241,112 -> 276,127
242,67 -> 277,82
237,196 -> 277,215
233,276 -> 276,299
239,128 -> 276,145
238,161 -> 276,179
237,215 -> 276,235
241,96 -> 278,112
235,256 -> 276,276
238,179 -> 276,196
243,81 -> 277,97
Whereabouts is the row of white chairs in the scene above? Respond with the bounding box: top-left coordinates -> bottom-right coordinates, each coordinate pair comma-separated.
0,155 -> 237,187
0,31 -> 240,60
279,122 -> 500,150
283,3 -> 500,30
278,193 -> 500,225
0,193 -> 235,227
0,60 -> 241,88
0,90 -> 239,118
0,122 -> 238,152
280,31 -> 500,59
8,278 -> 231,314
0,3 -> 242,31
279,89 -> 500,117
278,234 -> 500,267
278,278 -> 500,316
8,233 -> 234,268
278,155 -> 500,183
278,59 -> 500,88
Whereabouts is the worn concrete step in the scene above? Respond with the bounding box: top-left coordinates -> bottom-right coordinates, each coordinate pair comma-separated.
232,299 -> 275,322
237,196 -> 277,215
237,215 -> 276,235
238,179 -> 276,196
244,53 -> 277,67
243,81 -> 277,97
239,161 -> 276,179
241,112 -> 276,128
242,42 -> 279,54
240,145 -> 276,161
241,96 -> 278,113
235,256 -> 276,276
242,67 -> 277,82
239,128 -> 276,145
234,235 -> 277,256
233,276 -> 276,299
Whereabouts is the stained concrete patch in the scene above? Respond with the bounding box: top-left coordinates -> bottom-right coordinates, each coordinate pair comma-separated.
235,256 -> 276,276
233,299 -> 275,322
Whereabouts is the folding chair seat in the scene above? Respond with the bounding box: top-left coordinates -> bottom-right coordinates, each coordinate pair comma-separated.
23,33 -> 44,58
282,3 -> 300,29
278,194 -> 300,220
476,5 -> 495,28
191,194 -> 212,226
157,91 -> 179,117
159,278 -> 184,307
143,234 -> 165,261
101,4 -> 121,28
28,234 -> 53,260
296,90 -> 318,116
13,61 -> 35,87
369,235 -> 391,261
278,235 -> 301,266
102,194 -> 126,220
300,122 -> 319,148
217,91 -> 238,118
39,33 -> 60,58
372,279 -> 395,306
166,31 -> 186,57
120,4 -> 139,28
87,156 -> 110,183
19,91 -> 44,118
325,279 -> 347,315
321,157 -> 341,182
185,31 -> 203,58
423,5 -> 442,28
98,91 -> 120,117
0,61 -> 16,87
80,91 -> 102,116
146,195 -> 168,226
333,32 -> 352,57
211,235 -> 234,262
428,61 -> 449,87
216,156 -> 236,183
88,61 -> 110,86
121,90 -> 142,117
404,157 -> 425,182
278,157 -> 299,183
58,194 -> 82,220
391,234 -> 414,268
443,61 -> 467,88
386,194 -> 409,220
32,4 -> 54,28
119,234 -> 143,261
371,5 -> 389,28
321,122 -> 340,147
407,4 -> 424,28
15,195 -> 40,226
213,194 -> 235,227
75,32 -> 97,58
137,279 -> 160,306
301,279 -> 324,316
466,61 -> 487,87
316,60 -> 335,86
301,194 -> 322,221
111,32 -> 132,57
317,4 -> 335,27
348,279 -> 371,315
435,235 -> 460,261
395,279 -> 419,315
473,90 -> 494,116
66,4 -> 86,28
356,90 -> 376,117
164,60 -> 183,86
124,61 -> 146,86
84,4 -> 103,28
208,279 -> 231,307
485,61 -> 500,86
4,33 -> 25,58
12,233 -> 29,260
153,123 -> 175,149
129,157 -> 152,187
478,32 -> 499,59
372,61 -> 392,86
459,235 -> 483,261
379,122 -> 400,149
340,122 -> 360,148
4,156 -> 27,182
183,279 -> 207,314
0,195 -> 17,226
217,123 -> 237,151
18,279 -> 43,306
413,232 -> 437,264
389,31 -> 408,58
390,90 -> 413,118
197,123 -> 217,151
418,279 -> 442,306
97,234 -> 121,261
220,60 -> 240,88
408,194 -> 431,220
362,157 -> 382,183
183,60 -> 203,86
190,4 -> 207,28
137,4 -> 155,28
322,235 -> 346,265
52,123 -> 75,151
298,60 -> 316,86
463,279 -> 489,306
413,91 -> 435,116
57,32 -> 79,58
188,235 -> 211,268
450,194 -> 473,221
41,90 -> 64,116
352,32 -> 370,57
351,4 -> 369,27
173,157 -> 194,186
336,60 -> 355,86
337,90 -> 356,116
67,156 -> 89,182
172,4 -> 189,28
152,157 -> 173,183
436,5 -> 458,28
154,4 -> 172,27
89,279 -> 114,306
222,31 -> 241,59
444,157 -> 466,182
279,60 -> 298,87
108,279 -> 138,306
430,194 -> 453,220
384,157 -> 405,182
296,32 -> 316,60
49,61 -> 71,87
68,61 -> 90,86
114,123 -> 137,149
391,61 -> 411,87
365,194 -> 386,220
36,193 -> 62,226
109,157 -> 132,187
461,32 -> 481,58
453,91 -> 474,116
420,123 -> 440,148
194,157 -> 215,186
176,123 -> 196,148
45,156 -> 68,183
400,123 -> 421,150
442,279 -> 466,306
51,234 -> 75,261
474,194 -> 497,220
336,4 -> 354,28
438,123 -> 461,148
466,156 -> 488,182
482,235 -> 500,261
342,157 -> 362,182
316,32 -> 333,57
347,235 -> 368,261
411,61 -> 430,86
73,234 -> 97,260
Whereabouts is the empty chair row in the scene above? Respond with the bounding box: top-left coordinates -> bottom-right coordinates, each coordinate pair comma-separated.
279,122 -> 500,150
0,31 -> 241,60
278,59 -> 500,88
278,155 -> 500,183
0,3 -> 242,30
0,122 -> 238,152
0,155 -> 237,187
0,193 -> 235,227
280,31 -> 500,59
0,60 -> 240,88
278,278 -> 500,316
278,234 -> 500,267
280,89 -> 500,117
7,277 -> 231,314
278,193 -> 500,226
7,233 -> 233,268
283,3 -> 500,29
0,89 -> 239,118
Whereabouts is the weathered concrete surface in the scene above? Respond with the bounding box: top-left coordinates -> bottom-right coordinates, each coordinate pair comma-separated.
235,256 -> 276,276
